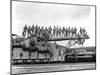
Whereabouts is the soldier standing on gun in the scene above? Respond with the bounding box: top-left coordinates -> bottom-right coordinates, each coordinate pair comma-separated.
41,26 -> 44,35
42,27 -> 49,41
37,26 -> 41,36
73,27 -> 77,37
31,25 -> 36,36
40,26 -> 43,35
57,27 -> 60,37
82,28 -> 86,34
31,25 -> 35,33
45,27 -> 48,36
22,25 -> 28,37
28,26 -> 31,37
70,27 -> 73,37
56,26 -> 59,37
71,27 -> 74,37
79,27 -> 83,37
68,27 -> 70,37
65,27 -> 68,37
62,26 -> 65,37
53,26 -> 55,37
82,28 -> 87,37
80,27 -> 83,34
22,31 -> 25,38
35,25 -> 38,36
55,26 -> 57,37
48,26 -> 52,38
59,27 -> 62,37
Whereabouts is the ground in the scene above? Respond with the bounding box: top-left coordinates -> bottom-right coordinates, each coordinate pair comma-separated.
12,62 -> 96,74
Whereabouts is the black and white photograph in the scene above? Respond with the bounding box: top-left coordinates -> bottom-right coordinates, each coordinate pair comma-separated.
11,0 -> 96,74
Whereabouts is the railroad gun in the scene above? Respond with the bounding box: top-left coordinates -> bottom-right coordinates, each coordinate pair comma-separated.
11,27 -> 95,64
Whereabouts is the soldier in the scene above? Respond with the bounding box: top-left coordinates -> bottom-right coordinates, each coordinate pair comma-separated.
35,25 -> 38,36
82,28 -> 86,34
71,27 -> 74,37
53,26 -> 56,37
23,25 -> 28,32
79,27 -> 84,38
68,27 -> 70,37
40,26 -> 44,35
41,27 -> 49,41
74,27 -> 77,34
31,25 -> 35,33
73,27 -> 77,37
79,27 -> 83,34
65,27 -> 68,37
28,26 -> 31,37
40,26 -> 43,33
22,31 -> 25,38
82,28 -> 88,37
56,26 -> 59,37
62,27 -> 65,37
44,27 -> 48,33
37,26 -> 41,36
54,26 -> 57,37
48,26 -> 52,38
23,25 -> 28,37
62,26 -> 66,37
59,27 -> 62,37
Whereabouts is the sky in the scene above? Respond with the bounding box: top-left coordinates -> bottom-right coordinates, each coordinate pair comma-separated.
12,1 -> 95,47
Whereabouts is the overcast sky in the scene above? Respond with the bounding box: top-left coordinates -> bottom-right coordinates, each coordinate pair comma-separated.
12,1 -> 95,47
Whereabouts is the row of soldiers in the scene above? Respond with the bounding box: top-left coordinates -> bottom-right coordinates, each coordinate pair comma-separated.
22,25 -> 87,38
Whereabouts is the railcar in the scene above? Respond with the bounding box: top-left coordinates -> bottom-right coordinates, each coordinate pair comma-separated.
11,34 -> 95,64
